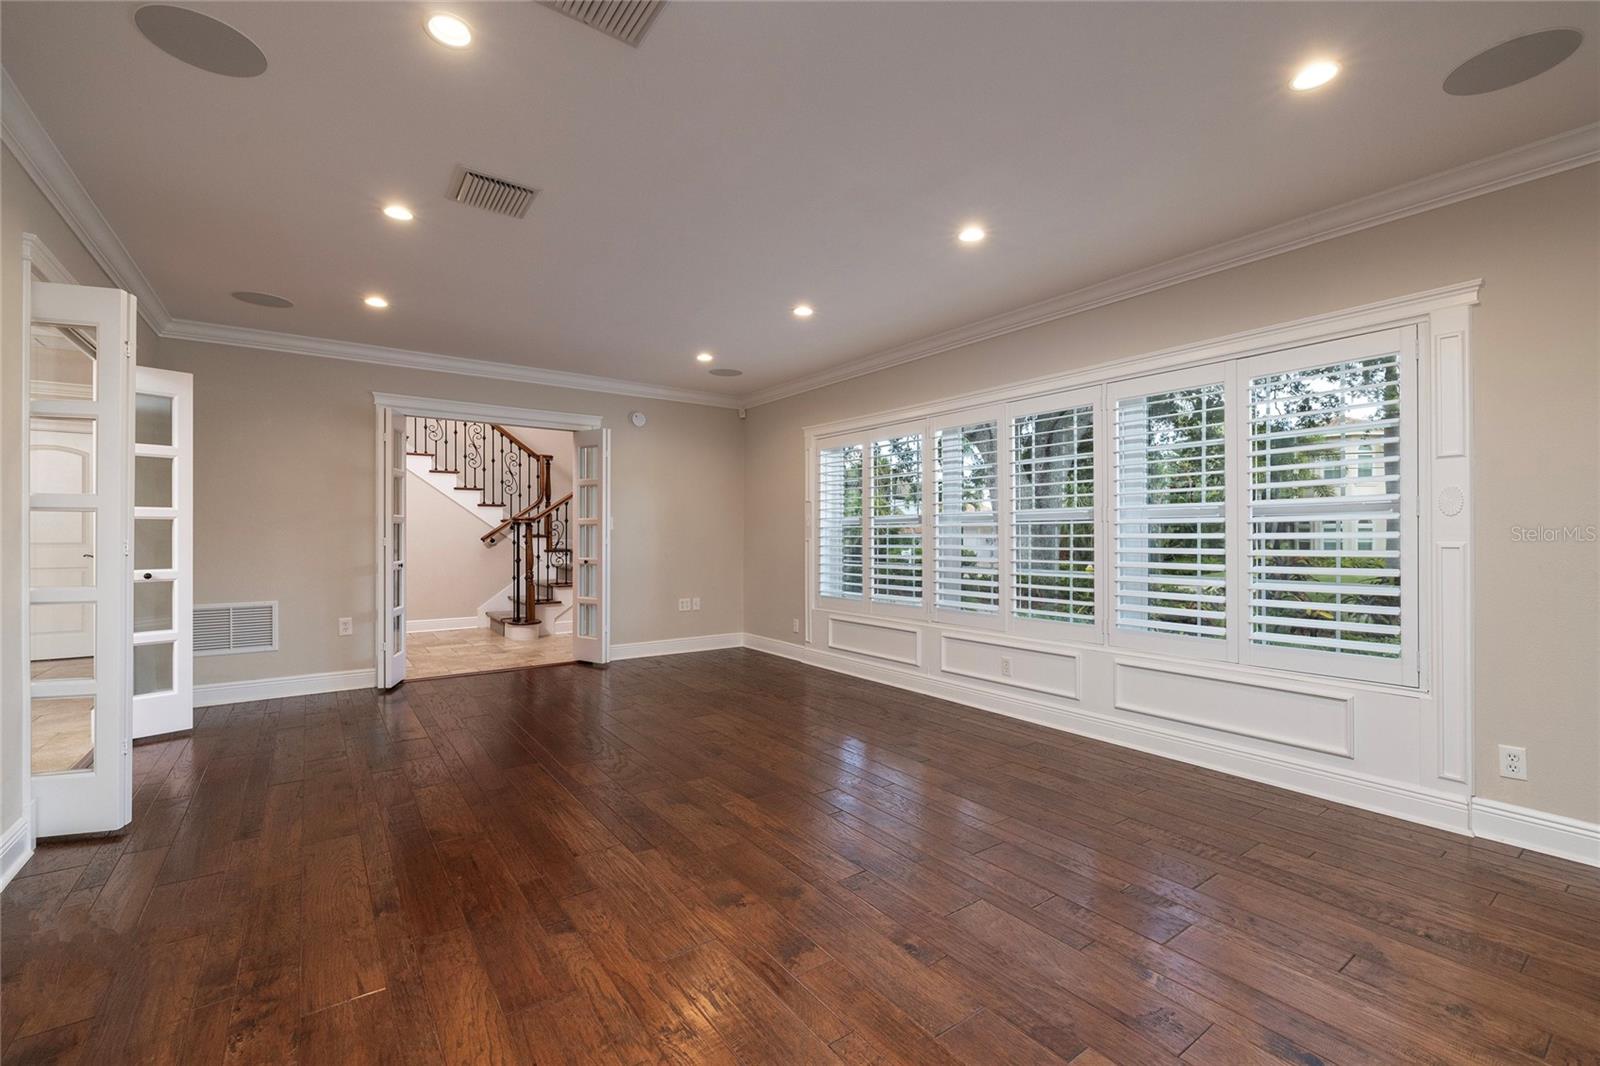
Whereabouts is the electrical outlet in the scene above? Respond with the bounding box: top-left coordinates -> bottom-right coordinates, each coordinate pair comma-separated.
1000,656 -> 1012,677
678,598 -> 691,612
792,618 -> 800,633
1498,745 -> 1527,780
338,617 -> 353,637
691,597 -> 701,611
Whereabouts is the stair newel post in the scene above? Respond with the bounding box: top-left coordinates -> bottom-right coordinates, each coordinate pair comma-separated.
510,518 -> 523,624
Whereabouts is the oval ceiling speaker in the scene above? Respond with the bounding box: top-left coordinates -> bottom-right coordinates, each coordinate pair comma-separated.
135,5 -> 268,78
1443,28 -> 1583,96
708,368 -> 743,377
231,290 -> 293,308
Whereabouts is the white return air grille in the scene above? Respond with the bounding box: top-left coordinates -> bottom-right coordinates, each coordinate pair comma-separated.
195,602 -> 278,656
450,168 -> 539,219
543,0 -> 665,47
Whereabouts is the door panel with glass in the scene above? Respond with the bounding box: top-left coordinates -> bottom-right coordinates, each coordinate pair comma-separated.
572,428 -> 610,664
132,367 -> 194,737
28,281 -> 135,837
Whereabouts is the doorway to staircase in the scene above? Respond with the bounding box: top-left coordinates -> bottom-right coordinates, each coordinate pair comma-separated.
372,394 -> 610,687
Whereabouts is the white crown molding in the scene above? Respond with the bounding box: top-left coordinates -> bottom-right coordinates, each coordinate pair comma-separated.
744,122 -> 1600,408
162,318 -> 742,408
2,67 -> 172,330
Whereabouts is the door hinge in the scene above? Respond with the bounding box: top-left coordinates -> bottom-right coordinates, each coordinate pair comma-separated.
123,540 -> 130,557
123,341 -> 132,360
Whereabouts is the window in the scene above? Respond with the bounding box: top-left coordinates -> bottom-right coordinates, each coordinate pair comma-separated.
1246,342 -> 1405,667
817,443 -> 863,599
934,421 -> 999,614
870,433 -> 924,605
1011,403 -> 1094,625
1114,381 -> 1226,643
809,320 -> 1422,687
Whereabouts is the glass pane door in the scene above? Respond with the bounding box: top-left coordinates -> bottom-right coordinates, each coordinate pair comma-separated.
28,281 -> 135,837
132,367 -> 193,737
572,428 -> 609,663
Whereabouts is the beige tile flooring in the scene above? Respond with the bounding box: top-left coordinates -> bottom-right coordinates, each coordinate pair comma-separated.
30,658 -> 95,774
405,626 -> 574,680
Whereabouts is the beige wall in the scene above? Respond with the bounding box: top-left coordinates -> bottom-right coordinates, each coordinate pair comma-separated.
743,164 -> 1600,824
403,469 -> 512,623
145,337 -> 745,685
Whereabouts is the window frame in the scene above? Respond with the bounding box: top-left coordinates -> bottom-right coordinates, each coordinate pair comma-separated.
1106,363 -> 1236,663
930,404 -> 1007,631
1004,387 -> 1105,643
1234,327 -> 1419,686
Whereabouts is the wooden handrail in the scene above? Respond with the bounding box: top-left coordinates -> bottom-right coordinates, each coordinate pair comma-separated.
481,492 -> 573,545
489,424 -> 549,463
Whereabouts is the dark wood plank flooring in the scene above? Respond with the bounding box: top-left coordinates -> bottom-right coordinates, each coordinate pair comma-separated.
4,648 -> 1599,1064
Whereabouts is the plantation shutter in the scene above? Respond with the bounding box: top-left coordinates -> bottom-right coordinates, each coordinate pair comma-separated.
817,442 -> 864,600
934,420 -> 1000,614
870,432 -> 924,605
1114,381 -> 1227,642
1244,333 -> 1410,681
1010,403 -> 1095,625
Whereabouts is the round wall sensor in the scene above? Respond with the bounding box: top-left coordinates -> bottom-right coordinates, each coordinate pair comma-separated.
630,411 -> 648,428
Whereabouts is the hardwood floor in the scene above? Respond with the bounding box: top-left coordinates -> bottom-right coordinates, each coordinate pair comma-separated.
4,648 -> 1598,1065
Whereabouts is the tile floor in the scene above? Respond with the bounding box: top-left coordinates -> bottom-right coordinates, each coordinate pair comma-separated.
405,626 -> 573,680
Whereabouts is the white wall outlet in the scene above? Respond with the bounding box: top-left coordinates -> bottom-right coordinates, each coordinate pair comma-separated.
691,597 -> 701,611
1498,745 -> 1527,780
1000,656 -> 1012,677
792,618 -> 800,633
678,598 -> 691,612
338,617 -> 353,636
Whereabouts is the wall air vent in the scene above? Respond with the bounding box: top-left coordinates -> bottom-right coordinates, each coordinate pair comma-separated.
450,168 -> 539,219
542,0 -> 664,47
195,601 -> 278,655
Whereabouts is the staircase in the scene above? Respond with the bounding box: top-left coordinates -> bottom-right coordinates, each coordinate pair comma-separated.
403,416 -> 573,634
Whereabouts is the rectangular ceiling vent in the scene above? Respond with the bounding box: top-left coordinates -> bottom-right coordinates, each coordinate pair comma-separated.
542,0 -> 665,47
195,601 -> 278,656
450,168 -> 539,219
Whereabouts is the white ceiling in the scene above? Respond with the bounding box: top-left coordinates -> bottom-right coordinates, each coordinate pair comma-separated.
3,2 -> 1596,401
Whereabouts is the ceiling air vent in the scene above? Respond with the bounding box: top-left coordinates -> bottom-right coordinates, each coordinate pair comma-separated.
195,601 -> 278,656
542,0 -> 664,47
450,168 -> 539,219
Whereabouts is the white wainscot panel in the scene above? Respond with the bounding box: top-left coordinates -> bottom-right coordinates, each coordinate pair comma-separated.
940,633 -> 1078,700
827,615 -> 921,667
1113,660 -> 1355,758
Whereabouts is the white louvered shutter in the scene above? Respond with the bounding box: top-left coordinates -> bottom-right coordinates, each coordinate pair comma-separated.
1011,404 -> 1095,625
934,421 -> 999,614
1247,351 -> 1403,660
1115,383 -> 1227,641
870,433 -> 923,605
817,443 -> 864,600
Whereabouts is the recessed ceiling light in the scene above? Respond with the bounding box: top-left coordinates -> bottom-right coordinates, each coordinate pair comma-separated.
1291,60 -> 1341,91
364,294 -> 390,309
957,224 -> 986,244
792,304 -> 815,319
425,14 -> 472,48
382,203 -> 414,222
696,351 -> 714,363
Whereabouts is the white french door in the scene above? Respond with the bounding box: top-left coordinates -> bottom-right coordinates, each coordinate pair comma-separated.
27,281 -> 135,837
380,407 -> 407,687
131,367 -> 194,738
572,428 -> 610,664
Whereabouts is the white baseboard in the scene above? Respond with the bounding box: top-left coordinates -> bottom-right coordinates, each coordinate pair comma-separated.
194,668 -> 376,707
1471,799 -> 1600,868
407,616 -> 483,634
1,806 -> 36,891
610,632 -> 746,661
742,636 -> 1471,835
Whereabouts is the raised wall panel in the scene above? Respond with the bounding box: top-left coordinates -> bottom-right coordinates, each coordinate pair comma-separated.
1113,660 -> 1355,758
940,633 -> 1078,700
1435,543 -> 1469,782
1433,330 -> 1467,458
827,616 -> 920,667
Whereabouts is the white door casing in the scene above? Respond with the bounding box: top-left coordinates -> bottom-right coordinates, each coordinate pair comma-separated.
27,280 -> 136,837
131,366 -> 194,738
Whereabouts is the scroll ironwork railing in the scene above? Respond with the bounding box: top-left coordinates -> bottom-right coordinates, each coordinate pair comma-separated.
509,494 -> 573,625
